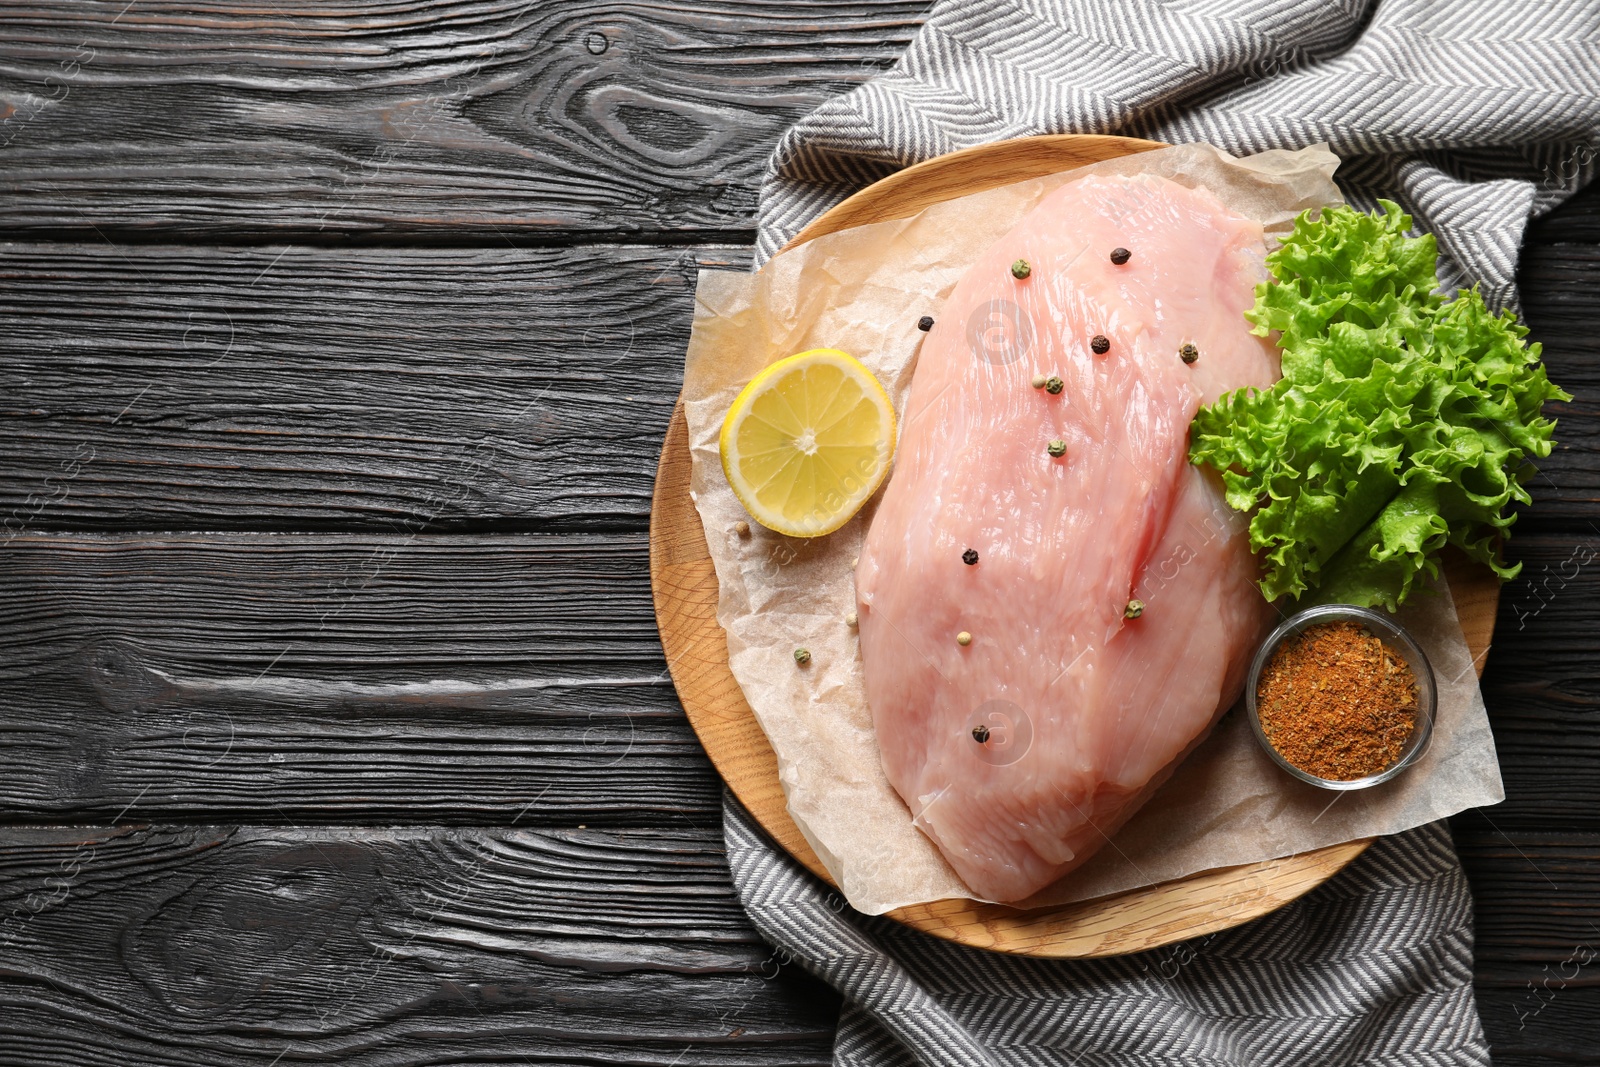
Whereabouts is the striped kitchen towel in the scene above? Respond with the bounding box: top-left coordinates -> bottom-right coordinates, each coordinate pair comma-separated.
725,1 -> 1600,1063
727,797 -> 1485,1065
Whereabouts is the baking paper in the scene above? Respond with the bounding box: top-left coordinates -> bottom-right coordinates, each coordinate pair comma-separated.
680,143 -> 1505,915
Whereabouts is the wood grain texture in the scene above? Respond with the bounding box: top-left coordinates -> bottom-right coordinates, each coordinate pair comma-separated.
1477,532 -> 1600,832
653,134 -> 1501,958
1513,236 -> 1600,529
2,527 -> 1586,834
1458,532 -> 1599,1061
0,193 -> 1592,535
0,0 -> 923,239
0,531 -> 723,824
1527,187 -> 1600,245
0,242 -> 742,531
1458,829 -> 1600,978
0,526 -> 1585,830
0,823 -> 840,1065
1483,992 -> 1600,1067
1454,829 -> 1600,1065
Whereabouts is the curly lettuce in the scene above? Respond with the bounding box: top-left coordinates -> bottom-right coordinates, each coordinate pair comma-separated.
1189,201 -> 1570,610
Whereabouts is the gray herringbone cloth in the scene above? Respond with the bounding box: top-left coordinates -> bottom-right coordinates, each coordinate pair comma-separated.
721,1 -> 1600,1064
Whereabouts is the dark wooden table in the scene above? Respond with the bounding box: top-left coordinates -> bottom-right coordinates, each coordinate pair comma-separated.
0,4 -> 1594,1063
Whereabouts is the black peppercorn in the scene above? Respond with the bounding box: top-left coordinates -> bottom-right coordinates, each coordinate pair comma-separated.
1090,334 -> 1111,355
1110,247 -> 1131,265
962,548 -> 979,566
917,315 -> 935,332
1179,343 -> 1199,364
972,724 -> 991,744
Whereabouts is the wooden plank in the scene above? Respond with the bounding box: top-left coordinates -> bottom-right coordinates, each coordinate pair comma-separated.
1516,223 -> 1600,531
0,526 -> 1594,827
0,531 -> 724,824
1482,474 -> 1600,1067
0,230 -> 1592,535
1528,183 -> 1600,245
0,824 -> 840,1065
0,819 -> 1592,1064
1456,828 -> 1600,1065
1477,988 -> 1600,1067
1457,828 -> 1600,979
0,0 -> 922,239
1482,533 -> 1600,829
0,242 -> 742,531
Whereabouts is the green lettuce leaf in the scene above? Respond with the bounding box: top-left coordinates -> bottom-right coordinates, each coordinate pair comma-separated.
1190,200 -> 1570,610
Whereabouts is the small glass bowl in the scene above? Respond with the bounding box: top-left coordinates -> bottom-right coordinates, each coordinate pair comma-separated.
1246,604 -> 1436,791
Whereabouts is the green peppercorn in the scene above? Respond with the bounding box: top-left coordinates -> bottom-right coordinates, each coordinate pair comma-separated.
1179,343 -> 1199,364
794,648 -> 812,665
1044,375 -> 1064,395
1124,599 -> 1145,619
1011,259 -> 1031,280
1047,439 -> 1067,458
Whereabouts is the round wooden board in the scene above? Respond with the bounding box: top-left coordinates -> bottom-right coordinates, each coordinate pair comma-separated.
649,134 -> 1501,957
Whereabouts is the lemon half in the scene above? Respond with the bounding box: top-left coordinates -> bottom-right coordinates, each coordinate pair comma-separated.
719,348 -> 896,538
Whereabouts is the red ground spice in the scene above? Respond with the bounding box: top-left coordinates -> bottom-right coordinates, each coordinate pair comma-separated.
1255,620 -> 1419,781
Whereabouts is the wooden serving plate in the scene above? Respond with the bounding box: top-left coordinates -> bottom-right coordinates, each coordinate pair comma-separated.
649,134 -> 1500,957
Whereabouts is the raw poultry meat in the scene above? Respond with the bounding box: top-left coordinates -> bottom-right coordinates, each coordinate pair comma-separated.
854,173 -> 1279,903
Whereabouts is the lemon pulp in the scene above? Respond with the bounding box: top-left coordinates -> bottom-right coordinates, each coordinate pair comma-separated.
719,348 -> 896,538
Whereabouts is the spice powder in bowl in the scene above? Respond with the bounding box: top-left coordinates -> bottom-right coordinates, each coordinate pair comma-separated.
1253,619 -> 1423,784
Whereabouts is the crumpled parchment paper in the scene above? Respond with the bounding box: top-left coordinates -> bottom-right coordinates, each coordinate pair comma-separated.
680,142 -> 1506,915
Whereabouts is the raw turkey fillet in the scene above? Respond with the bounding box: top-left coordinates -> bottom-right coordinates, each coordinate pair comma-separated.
855,174 -> 1279,903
